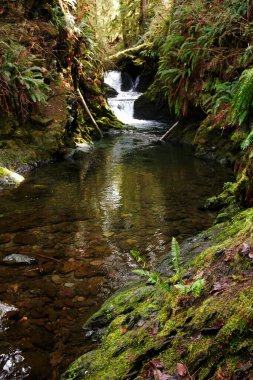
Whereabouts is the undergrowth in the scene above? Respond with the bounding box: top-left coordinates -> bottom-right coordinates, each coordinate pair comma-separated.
0,41 -> 50,121
152,0 -> 253,131
132,237 -> 206,298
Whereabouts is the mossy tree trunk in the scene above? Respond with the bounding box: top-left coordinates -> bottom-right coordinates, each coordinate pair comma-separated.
139,0 -> 148,35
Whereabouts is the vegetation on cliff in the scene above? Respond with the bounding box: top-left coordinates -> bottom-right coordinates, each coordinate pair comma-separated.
108,0 -> 253,206
0,0 -> 120,176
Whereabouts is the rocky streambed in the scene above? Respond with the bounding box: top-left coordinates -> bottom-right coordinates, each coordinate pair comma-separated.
0,126 -> 232,379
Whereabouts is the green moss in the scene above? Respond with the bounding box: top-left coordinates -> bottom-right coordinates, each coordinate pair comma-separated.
62,208 -> 253,380
0,167 -> 9,177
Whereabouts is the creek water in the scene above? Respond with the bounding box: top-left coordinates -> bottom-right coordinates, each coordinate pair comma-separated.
0,72 -> 232,379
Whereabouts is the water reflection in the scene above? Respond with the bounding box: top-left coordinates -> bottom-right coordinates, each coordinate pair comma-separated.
0,128 -> 232,379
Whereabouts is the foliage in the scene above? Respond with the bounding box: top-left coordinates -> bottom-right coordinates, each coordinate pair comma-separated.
175,279 -> 206,298
231,68 -> 253,125
132,238 -> 205,297
132,269 -> 170,291
171,237 -> 182,282
241,130 -> 253,151
130,249 -> 147,268
0,41 -> 50,120
93,0 -> 167,50
171,238 -> 206,298
154,0 -> 253,122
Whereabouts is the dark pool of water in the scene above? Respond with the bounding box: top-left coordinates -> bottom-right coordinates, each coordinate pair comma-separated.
0,125 -> 232,379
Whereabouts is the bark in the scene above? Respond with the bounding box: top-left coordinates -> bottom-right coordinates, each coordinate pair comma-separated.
247,0 -> 251,22
139,0 -> 148,35
106,42 -> 151,65
77,88 -> 103,139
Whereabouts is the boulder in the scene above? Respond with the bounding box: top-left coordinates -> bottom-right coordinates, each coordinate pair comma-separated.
134,93 -> 170,122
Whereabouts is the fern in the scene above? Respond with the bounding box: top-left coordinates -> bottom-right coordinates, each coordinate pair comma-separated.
0,41 -> 50,119
132,269 -> 161,285
132,269 -> 151,278
171,237 -> 182,281
191,279 -> 206,297
231,68 -> 253,125
241,131 -> 253,150
175,279 -> 206,298
174,283 -> 191,296
130,249 -> 147,268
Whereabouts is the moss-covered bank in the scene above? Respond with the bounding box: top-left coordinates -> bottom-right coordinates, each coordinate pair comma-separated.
62,207 -> 253,379
0,0 -> 121,184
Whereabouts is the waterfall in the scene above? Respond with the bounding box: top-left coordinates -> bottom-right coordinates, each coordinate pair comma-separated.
104,71 -> 147,125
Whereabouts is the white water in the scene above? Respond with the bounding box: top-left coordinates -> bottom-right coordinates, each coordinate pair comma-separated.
104,71 -> 149,125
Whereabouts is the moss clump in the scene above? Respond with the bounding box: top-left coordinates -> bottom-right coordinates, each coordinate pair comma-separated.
0,166 -> 24,187
0,167 -> 10,177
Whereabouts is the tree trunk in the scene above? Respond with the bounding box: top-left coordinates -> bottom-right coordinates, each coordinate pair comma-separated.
119,0 -> 129,48
247,0 -> 251,22
139,0 -> 148,35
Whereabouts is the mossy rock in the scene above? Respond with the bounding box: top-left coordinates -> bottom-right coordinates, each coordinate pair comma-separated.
134,92 -> 170,122
0,166 -> 24,187
62,209 -> 253,380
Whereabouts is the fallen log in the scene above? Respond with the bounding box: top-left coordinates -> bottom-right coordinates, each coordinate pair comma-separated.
106,43 -> 152,65
77,88 -> 103,139
160,121 -> 179,142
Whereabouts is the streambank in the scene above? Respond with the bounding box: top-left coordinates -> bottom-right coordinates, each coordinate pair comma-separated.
0,1 -> 121,189
61,69 -> 253,380
62,207 -> 253,380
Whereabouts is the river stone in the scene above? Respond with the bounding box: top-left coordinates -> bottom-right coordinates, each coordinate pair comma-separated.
126,239 -> 138,245
90,259 -> 104,266
51,275 -> 62,284
0,233 -> 12,244
59,261 -> 78,274
103,231 -> 114,238
0,302 -> 19,331
74,263 -> 94,278
64,283 -> 75,288
2,254 -> 37,265
0,302 -> 19,320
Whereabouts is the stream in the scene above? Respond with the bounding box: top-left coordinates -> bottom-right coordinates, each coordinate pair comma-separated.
0,71 -> 232,379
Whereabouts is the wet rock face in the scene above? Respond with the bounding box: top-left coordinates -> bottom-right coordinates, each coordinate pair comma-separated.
121,72 -> 134,91
104,84 -> 118,98
134,93 -> 171,122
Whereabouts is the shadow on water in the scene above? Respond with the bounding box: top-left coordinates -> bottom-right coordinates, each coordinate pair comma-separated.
0,127 -> 233,379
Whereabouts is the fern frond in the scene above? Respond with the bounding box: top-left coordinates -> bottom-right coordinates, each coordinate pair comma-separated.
231,67 -> 253,125
171,237 -> 182,280
241,130 -> 253,150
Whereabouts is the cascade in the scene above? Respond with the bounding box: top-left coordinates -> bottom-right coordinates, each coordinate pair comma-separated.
104,71 -> 147,125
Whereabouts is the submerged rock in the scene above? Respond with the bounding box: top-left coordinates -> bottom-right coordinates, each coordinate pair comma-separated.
0,167 -> 24,188
104,84 -> 118,98
134,93 -> 170,122
2,254 -> 37,265
0,302 -> 19,320
0,302 -> 19,332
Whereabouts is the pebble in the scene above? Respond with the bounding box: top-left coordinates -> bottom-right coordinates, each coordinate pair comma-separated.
0,302 -> 19,320
126,239 -> 138,245
90,260 -> 103,266
103,232 -> 114,238
51,275 -> 62,284
64,283 -> 75,288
